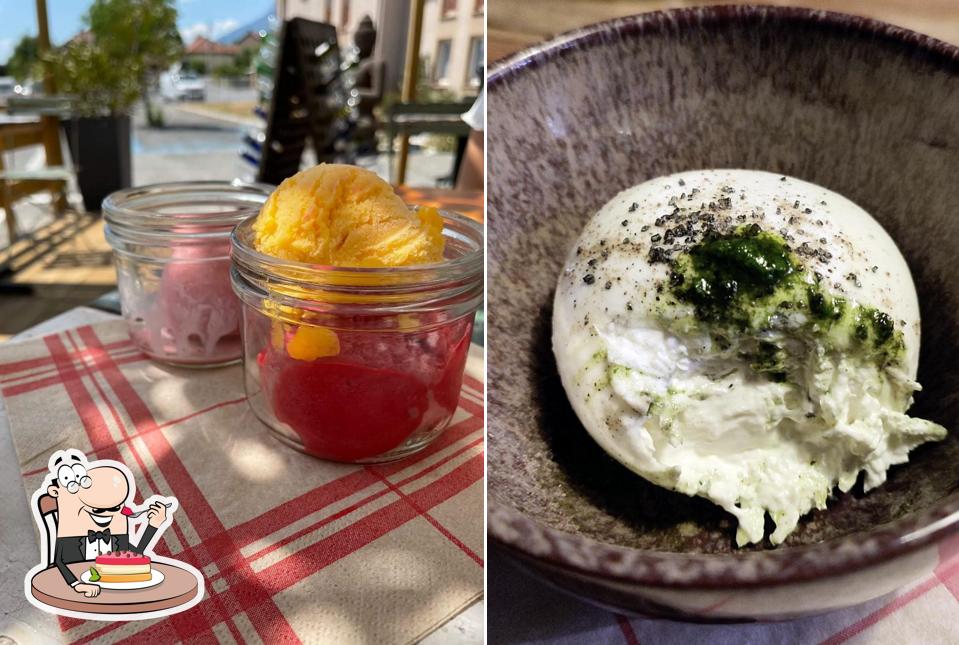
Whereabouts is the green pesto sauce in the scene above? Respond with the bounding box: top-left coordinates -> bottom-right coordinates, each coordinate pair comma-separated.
672,224 -> 799,323
667,225 -> 905,370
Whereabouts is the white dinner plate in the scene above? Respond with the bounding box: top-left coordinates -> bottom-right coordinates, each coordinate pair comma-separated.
80,568 -> 164,590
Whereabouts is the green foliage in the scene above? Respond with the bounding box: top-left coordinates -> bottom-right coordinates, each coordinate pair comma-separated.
86,0 -> 182,72
378,57 -> 456,118
147,103 -> 165,127
45,41 -> 141,116
181,59 -> 207,75
415,57 -> 456,103
43,0 -> 181,117
8,35 -> 39,82
234,47 -> 255,74
211,49 -> 255,79
211,63 -> 235,79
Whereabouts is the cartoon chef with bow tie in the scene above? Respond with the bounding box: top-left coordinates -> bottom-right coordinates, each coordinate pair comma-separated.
42,449 -> 174,597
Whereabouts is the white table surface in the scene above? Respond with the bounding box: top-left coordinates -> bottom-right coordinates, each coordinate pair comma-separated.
0,307 -> 483,645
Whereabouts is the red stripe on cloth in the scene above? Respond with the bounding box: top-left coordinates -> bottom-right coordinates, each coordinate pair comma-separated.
228,469 -> 379,548
0,346 -> 140,385
367,466 -> 483,566
42,334 -> 122,460
373,414 -> 484,477
936,547 -> 959,603
22,464 -> 55,478
0,338 -> 132,376
153,397 -> 249,432
110,396 -> 249,455
942,574 -> 959,604
405,453 -> 483,514
456,388 -> 484,418
57,333 -> 235,645
182,415 -> 483,573
208,435 -> 484,586
938,532 -> 959,568
256,453 -> 484,596
463,373 -> 484,393
20,396 -> 249,478
57,616 -> 83,632
617,615 -> 641,645
63,332 -> 204,612
3,353 -> 144,397
700,594 -> 736,615
74,325 -> 298,645
819,576 -> 941,645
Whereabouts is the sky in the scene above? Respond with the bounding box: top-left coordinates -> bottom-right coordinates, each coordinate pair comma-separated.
0,0 -> 273,64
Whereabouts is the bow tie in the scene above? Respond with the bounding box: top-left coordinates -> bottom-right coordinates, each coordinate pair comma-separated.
87,529 -> 111,543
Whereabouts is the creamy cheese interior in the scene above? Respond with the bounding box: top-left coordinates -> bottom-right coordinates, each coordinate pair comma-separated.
552,169 -> 947,546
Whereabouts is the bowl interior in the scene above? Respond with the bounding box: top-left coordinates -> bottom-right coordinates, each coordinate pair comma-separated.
487,6 -> 959,554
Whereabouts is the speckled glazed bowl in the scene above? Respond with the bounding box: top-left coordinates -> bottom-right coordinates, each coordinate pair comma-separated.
487,5 -> 959,621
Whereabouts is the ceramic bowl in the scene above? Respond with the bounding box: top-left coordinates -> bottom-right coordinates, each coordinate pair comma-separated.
487,5 -> 959,621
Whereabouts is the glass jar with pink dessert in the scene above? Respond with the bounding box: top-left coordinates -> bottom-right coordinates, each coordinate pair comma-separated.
103,181 -> 273,367
230,164 -> 483,463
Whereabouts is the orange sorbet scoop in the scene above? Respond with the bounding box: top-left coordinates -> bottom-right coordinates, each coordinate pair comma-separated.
252,163 -> 445,266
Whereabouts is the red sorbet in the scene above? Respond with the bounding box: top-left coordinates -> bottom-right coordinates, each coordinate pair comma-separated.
258,318 -> 472,461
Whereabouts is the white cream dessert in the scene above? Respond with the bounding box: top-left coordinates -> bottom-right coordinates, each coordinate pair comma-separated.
552,169 -> 947,546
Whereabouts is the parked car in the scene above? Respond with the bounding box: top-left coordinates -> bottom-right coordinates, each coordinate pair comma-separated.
12,80 -> 43,96
159,71 -> 206,102
0,76 -> 17,99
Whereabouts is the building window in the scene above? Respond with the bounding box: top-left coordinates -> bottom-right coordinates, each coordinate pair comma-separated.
474,0 -> 484,13
466,36 -> 483,87
441,0 -> 457,19
341,0 -> 350,27
434,40 -> 452,84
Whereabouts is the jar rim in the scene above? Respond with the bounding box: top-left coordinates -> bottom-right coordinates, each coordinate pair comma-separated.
230,208 -> 484,292
103,180 -> 275,233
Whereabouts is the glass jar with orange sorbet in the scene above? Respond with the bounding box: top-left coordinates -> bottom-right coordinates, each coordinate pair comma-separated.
230,165 -> 483,462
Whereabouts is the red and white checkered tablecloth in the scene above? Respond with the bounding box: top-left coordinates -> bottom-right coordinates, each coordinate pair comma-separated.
3,320 -> 484,644
489,532 -> 959,643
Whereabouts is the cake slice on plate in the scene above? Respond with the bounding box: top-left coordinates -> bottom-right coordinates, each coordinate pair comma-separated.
94,550 -> 152,583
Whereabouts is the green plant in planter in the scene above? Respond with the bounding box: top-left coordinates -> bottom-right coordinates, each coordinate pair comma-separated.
45,41 -> 141,117
43,0 -> 181,121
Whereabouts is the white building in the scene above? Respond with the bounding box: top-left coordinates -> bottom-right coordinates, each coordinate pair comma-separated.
276,0 -> 483,98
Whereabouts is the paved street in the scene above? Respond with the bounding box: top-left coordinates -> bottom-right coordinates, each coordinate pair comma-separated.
134,101 -> 457,187
132,104 -> 250,184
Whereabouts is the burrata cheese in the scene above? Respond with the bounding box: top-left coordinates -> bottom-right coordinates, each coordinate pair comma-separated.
552,169 -> 946,546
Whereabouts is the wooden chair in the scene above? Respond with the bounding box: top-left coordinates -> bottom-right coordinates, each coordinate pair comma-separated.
0,96 -> 74,244
37,492 -> 59,567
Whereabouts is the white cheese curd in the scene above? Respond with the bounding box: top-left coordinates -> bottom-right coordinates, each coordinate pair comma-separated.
552,169 -> 946,546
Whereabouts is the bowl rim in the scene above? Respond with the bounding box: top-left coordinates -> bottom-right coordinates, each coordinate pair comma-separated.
486,4 -> 959,589
489,4 -> 959,86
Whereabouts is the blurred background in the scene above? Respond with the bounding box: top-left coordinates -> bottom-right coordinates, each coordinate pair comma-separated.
0,0 -> 484,339
489,0 -> 959,61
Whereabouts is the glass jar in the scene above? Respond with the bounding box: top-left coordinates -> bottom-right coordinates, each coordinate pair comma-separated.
230,209 -> 484,463
103,181 -> 273,367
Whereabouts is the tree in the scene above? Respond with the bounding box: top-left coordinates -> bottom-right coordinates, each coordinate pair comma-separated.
46,40 -> 141,116
85,0 -> 182,124
8,35 -> 39,82
181,59 -> 207,75
234,47 -> 254,75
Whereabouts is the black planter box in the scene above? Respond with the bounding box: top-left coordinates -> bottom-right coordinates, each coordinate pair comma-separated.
64,115 -> 132,213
